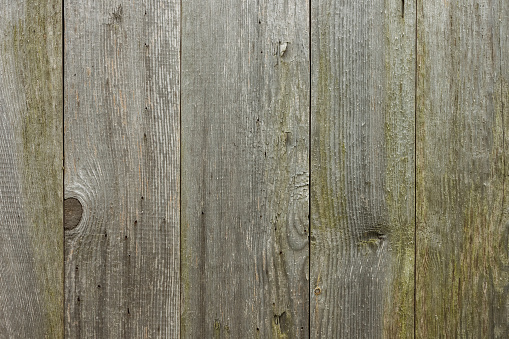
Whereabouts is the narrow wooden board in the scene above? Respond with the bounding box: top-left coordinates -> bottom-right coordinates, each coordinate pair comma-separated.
416,0 -> 509,337
0,0 -> 63,337
64,1 -> 180,337
310,0 -> 416,337
181,0 -> 310,337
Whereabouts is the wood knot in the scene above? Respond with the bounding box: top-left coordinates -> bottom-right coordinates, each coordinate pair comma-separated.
64,198 -> 83,230
111,4 -> 123,22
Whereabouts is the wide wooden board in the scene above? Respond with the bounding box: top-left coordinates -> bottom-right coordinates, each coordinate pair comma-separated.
181,0 -> 310,337
64,1 -> 180,337
0,0 -> 63,337
310,0 -> 416,337
416,0 -> 509,337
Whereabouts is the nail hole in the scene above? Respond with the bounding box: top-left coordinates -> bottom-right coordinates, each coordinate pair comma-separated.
314,287 -> 322,295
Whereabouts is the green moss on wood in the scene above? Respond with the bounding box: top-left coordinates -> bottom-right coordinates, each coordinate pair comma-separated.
10,1 -> 63,337
312,12 -> 347,233
416,4 -> 509,336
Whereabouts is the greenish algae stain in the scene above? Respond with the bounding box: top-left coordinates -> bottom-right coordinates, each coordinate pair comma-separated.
10,1 -> 63,338
180,155 -> 197,337
179,215 -> 189,337
268,49 -> 301,339
213,319 -> 221,339
312,13 -> 347,233
382,8 -> 416,337
416,8 -> 509,336
271,311 -> 291,339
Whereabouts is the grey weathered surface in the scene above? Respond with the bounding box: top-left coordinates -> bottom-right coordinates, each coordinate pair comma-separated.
0,0 -> 63,338
416,0 -> 509,337
181,0 -> 309,337
310,0 -> 415,337
64,1 -> 180,337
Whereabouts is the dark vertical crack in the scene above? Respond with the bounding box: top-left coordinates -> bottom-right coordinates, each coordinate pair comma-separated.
179,0 -> 183,336
414,1 -> 418,338
500,0 -> 506,286
62,0 -> 66,337
308,0 -> 312,337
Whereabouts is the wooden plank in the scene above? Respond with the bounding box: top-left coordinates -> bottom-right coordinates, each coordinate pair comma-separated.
64,1 -> 180,337
310,0 -> 415,337
181,0 -> 309,337
0,0 -> 63,337
416,0 -> 509,337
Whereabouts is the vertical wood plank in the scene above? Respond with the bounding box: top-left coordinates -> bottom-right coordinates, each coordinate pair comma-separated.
181,0 -> 309,337
0,0 -> 63,337
416,0 -> 509,337
310,0 -> 416,337
0,1 -> 63,337
64,1 -> 180,337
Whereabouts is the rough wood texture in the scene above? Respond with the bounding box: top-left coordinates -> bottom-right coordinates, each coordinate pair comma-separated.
0,0 -> 63,338
310,0 -> 415,337
181,0 -> 309,337
0,0 -> 63,337
64,1 -> 180,337
416,0 -> 509,337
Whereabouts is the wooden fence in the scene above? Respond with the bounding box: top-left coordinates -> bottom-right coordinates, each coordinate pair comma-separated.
0,0 -> 508,337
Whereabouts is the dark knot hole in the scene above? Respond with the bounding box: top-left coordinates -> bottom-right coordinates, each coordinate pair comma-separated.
64,198 -> 83,230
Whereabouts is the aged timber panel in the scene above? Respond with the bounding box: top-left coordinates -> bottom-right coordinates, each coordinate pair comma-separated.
416,0 -> 509,337
0,1 -> 63,338
64,1 -> 180,337
181,0 -> 310,337
311,0 -> 416,337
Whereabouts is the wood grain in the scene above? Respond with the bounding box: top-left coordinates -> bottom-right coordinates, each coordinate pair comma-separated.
0,0 -> 63,337
310,0 -> 416,337
416,0 -> 509,337
180,0 -> 310,337
64,1 -> 180,337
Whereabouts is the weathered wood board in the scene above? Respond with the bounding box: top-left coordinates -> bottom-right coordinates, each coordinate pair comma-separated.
416,0 -> 509,337
2,0 -> 509,337
0,1 -> 63,338
310,0 -> 416,337
180,0 -> 310,337
64,1 -> 180,337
